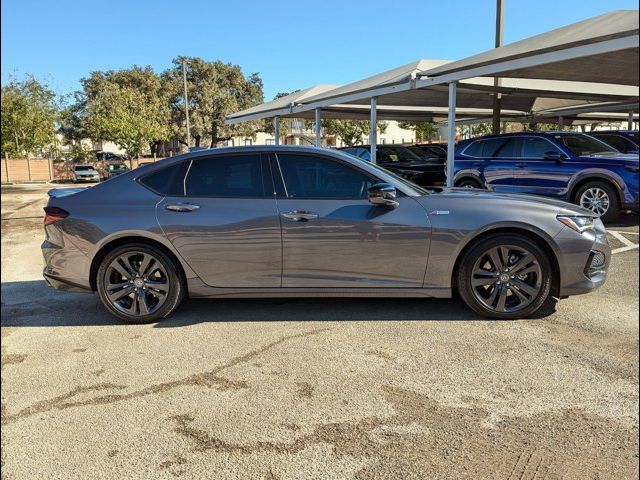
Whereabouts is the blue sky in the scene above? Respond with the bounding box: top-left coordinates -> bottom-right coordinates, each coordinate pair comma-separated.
2,0 -> 638,101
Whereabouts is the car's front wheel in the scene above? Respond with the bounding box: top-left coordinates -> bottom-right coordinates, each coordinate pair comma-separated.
457,234 -> 552,319
96,243 -> 185,323
575,181 -> 620,223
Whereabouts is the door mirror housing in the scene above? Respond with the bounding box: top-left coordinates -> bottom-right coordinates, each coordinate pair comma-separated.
544,151 -> 565,162
368,183 -> 399,208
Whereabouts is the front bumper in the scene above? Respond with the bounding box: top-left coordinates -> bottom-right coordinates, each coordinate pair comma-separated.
556,219 -> 611,297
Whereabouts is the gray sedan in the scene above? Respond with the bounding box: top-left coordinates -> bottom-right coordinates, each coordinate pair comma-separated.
42,146 -> 610,323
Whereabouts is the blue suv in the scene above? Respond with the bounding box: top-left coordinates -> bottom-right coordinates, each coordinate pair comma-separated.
453,132 -> 639,222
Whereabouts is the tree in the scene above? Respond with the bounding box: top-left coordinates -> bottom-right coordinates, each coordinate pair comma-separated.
398,121 -> 439,143
86,82 -> 170,157
1,76 -> 59,158
321,120 -> 387,147
71,66 -> 171,157
162,57 -> 264,148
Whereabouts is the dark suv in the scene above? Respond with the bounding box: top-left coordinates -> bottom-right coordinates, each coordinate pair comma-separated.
454,132 -> 639,221
588,130 -> 639,155
339,144 -> 445,186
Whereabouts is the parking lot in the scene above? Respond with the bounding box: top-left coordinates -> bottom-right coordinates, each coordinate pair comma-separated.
1,183 -> 638,479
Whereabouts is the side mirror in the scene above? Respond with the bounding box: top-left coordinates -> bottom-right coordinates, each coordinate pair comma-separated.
544,151 -> 565,162
368,183 -> 399,208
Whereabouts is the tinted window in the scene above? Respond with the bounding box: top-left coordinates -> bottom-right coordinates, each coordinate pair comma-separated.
592,134 -> 631,153
494,138 -> 522,158
463,138 -> 507,158
522,137 -> 562,158
554,134 -> 618,156
139,161 -> 190,195
378,146 -> 422,163
185,154 -> 266,197
277,154 -> 375,199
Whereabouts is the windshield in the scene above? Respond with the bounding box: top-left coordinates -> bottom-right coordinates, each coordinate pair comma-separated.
380,146 -> 423,162
554,134 -> 619,156
74,165 -> 93,171
338,151 -> 429,195
109,164 -> 128,171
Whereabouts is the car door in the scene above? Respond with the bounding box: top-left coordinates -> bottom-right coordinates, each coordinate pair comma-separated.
511,136 -> 574,197
155,153 -> 282,288
271,152 -> 431,288
458,138 -> 518,191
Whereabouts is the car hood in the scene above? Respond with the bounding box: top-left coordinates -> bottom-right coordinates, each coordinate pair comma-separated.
74,169 -> 99,175
418,187 -> 593,215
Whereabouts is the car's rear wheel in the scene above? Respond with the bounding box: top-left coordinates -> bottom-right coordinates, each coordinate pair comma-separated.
575,181 -> 620,223
455,177 -> 483,189
97,243 -> 185,323
457,234 -> 552,319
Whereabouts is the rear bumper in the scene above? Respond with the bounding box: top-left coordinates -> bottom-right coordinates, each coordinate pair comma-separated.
43,270 -> 92,293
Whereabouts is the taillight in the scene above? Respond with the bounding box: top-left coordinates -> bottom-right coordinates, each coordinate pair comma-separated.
44,206 -> 69,225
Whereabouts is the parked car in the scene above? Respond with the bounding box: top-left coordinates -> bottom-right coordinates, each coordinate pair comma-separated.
453,132 -> 639,222
339,144 -> 445,186
587,130 -> 639,155
408,143 -> 448,161
71,165 -> 100,183
106,162 -> 130,179
43,146 -> 610,323
96,151 -> 127,162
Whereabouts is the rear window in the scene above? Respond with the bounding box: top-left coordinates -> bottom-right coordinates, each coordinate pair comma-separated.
139,161 -> 190,195
74,165 -> 93,171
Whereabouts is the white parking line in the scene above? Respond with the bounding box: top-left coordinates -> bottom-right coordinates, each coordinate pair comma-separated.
608,230 -> 640,254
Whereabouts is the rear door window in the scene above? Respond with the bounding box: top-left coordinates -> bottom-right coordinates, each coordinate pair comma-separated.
522,137 -> 562,158
185,154 -> 268,197
494,138 -> 522,158
139,161 -> 190,195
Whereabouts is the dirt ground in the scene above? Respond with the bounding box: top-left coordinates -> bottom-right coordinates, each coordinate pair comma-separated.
1,183 -> 639,480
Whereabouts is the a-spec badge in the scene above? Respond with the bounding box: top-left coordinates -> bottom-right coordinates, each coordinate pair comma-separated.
430,210 -> 450,215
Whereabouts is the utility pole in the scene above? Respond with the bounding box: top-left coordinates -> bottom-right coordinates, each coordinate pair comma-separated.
182,59 -> 191,150
492,0 -> 504,135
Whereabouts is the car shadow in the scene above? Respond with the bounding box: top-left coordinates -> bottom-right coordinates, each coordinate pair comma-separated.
1,280 -> 557,328
606,212 -> 639,228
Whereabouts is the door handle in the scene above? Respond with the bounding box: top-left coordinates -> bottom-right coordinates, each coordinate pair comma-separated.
473,162 -> 483,167
515,163 -> 527,168
281,210 -> 319,221
165,203 -> 200,212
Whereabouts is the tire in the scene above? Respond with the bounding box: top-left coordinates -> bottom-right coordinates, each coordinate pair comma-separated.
96,243 -> 186,323
457,234 -> 552,320
455,177 -> 483,189
574,181 -> 620,223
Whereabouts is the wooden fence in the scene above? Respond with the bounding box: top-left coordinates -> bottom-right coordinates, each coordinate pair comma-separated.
2,157 -> 166,183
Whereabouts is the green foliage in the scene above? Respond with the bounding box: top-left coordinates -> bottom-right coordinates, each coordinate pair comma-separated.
77,66 -> 170,157
86,82 -> 170,157
321,120 -> 387,147
459,122 -> 493,138
397,121 -> 438,142
162,57 -> 264,147
1,76 -> 59,158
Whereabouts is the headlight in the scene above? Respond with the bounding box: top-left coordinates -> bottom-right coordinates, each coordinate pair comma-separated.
557,215 -> 594,233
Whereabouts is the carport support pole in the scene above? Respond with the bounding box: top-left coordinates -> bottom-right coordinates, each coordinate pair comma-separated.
629,110 -> 634,131
274,116 -> 280,145
446,82 -> 457,188
370,96 -> 378,164
558,116 -> 564,129
315,108 -> 321,147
